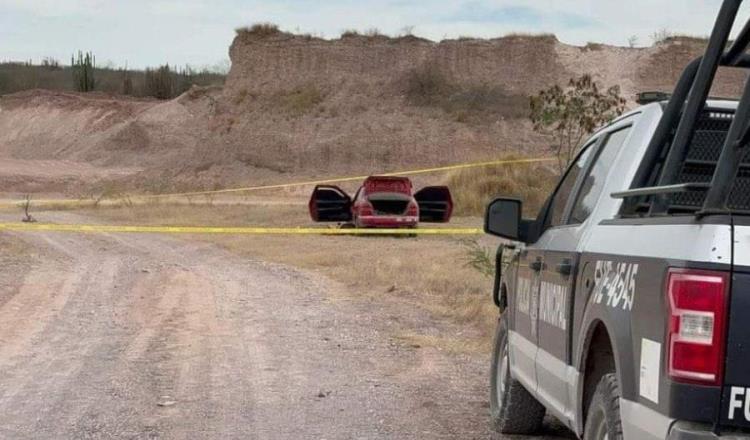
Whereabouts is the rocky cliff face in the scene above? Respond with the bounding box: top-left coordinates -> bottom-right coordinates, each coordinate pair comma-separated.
227,32 -> 745,100
227,33 -> 566,95
1,32 -> 746,194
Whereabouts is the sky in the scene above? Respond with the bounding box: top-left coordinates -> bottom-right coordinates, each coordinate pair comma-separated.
1,0 -> 749,70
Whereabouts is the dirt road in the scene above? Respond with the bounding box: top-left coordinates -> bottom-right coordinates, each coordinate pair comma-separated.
0,227 -> 572,439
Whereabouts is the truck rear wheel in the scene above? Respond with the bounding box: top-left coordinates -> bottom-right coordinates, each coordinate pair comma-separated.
583,373 -> 623,440
490,314 -> 545,434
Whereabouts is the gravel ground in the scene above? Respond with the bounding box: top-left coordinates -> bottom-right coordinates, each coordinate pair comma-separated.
0,221 -> 573,439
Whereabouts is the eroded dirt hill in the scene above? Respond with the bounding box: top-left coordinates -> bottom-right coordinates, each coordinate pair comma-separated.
0,32 -> 745,195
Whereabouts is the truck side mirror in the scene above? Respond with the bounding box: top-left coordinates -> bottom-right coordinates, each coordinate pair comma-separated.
485,198 -> 523,241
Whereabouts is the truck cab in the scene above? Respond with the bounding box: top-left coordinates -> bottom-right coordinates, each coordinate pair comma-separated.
485,2 -> 750,438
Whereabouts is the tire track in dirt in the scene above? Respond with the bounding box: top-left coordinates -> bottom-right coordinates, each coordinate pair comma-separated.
0,217 -> 572,439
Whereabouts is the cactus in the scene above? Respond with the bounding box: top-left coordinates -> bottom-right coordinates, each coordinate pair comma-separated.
121,69 -> 133,96
71,51 -> 96,92
144,64 -> 174,99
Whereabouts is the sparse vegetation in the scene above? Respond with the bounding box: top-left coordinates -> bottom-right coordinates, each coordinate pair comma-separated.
404,64 -> 452,107
584,42 -> 605,51
445,158 -> 557,218
502,32 -> 557,40
71,51 -> 96,92
144,65 -> 174,100
235,23 -> 281,38
81,202 -> 497,350
651,28 -> 675,44
404,64 -> 528,120
530,74 -> 627,171
399,25 -> 416,37
462,239 -> 495,278
41,57 -> 61,70
280,84 -> 324,115
121,68 -> 134,95
0,60 -> 225,97
22,195 -> 36,223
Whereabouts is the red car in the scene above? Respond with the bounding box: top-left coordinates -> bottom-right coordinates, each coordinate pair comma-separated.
309,176 -> 453,228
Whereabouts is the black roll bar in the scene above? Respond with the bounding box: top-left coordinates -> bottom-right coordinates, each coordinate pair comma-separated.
651,0 -> 744,215
622,0 -> 750,216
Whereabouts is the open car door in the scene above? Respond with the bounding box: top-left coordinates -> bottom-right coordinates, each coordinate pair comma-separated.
414,186 -> 453,223
309,185 -> 353,222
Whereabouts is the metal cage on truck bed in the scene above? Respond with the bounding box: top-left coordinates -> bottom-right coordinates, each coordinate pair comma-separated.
617,0 -> 750,217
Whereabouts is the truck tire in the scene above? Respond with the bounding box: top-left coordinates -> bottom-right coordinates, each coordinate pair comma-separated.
583,373 -> 623,440
490,314 -> 545,434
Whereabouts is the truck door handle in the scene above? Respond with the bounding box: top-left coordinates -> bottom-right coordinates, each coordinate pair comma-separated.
530,259 -> 543,272
556,259 -> 573,276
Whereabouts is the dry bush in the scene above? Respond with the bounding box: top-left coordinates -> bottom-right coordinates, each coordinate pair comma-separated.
404,64 -> 529,120
280,84 -> 324,115
443,84 -> 529,119
445,158 -> 557,218
404,64 -> 453,107
236,23 -> 281,38
584,42 -> 605,51
502,32 -> 557,40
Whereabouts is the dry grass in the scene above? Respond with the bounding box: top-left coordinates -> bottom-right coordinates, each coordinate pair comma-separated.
403,64 -> 529,121
214,233 -> 498,347
279,84 -> 324,116
502,32 -> 557,40
79,202 -> 499,352
235,23 -> 281,38
0,233 -> 31,260
444,157 -> 557,218
393,333 -> 488,354
0,233 -> 37,305
79,201 -> 308,227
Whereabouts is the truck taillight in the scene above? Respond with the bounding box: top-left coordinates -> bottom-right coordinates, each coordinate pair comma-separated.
407,201 -> 419,217
666,269 -> 729,386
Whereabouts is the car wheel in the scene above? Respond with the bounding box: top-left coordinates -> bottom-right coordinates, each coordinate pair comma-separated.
490,313 -> 545,434
583,374 -> 623,440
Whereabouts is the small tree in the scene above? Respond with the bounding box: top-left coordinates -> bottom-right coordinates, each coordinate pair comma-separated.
651,28 -> 674,44
530,74 -> 626,172
22,194 -> 36,223
71,51 -> 96,92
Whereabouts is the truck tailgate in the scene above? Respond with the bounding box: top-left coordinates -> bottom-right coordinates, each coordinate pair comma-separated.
723,224 -> 750,429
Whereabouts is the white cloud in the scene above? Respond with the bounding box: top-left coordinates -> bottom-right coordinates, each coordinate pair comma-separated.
1,0 -> 750,67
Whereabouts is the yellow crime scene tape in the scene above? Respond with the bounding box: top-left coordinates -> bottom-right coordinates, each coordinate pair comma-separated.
0,222 -> 483,236
0,156 -> 551,236
0,156 -> 554,209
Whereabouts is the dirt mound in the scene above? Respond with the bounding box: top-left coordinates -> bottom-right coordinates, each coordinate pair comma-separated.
0,35 -> 746,195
